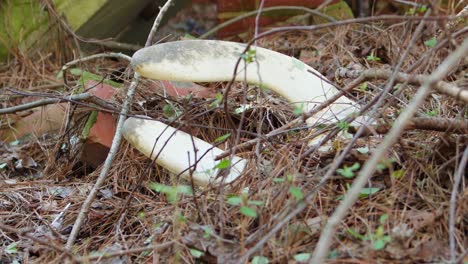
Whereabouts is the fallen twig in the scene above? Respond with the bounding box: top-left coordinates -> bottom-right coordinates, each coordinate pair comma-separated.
449,146 -> 468,263
352,117 -> 468,135
0,91 -> 117,114
310,38 -> 468,264
337,67 -> 468,103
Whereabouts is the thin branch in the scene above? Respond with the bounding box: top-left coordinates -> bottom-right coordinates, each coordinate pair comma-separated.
199,6 -> 336,39
0,92 -> 117,114
65,0 -> 175,250
337,68 -> 468,103
62,52 -> 131,71
145,0 -> 175,47
310,38 -> 468,264
96,40 -> 143,51
353,117 -> 468,135
449,146 -> 468,263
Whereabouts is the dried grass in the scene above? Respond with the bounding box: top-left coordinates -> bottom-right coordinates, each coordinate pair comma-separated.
0,15 -> 466,264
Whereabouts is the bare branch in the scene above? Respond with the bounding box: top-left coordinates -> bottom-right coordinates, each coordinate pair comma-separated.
449,147 -> 468,263
0,92 -> 117,114
337,68 -> 468,103
310,38 -> 468,264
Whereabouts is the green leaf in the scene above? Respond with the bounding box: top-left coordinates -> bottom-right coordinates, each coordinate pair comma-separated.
241,48 -> 256,64
82,110 -> 98,139
359,187 -> 381,198
148,182 -> 192,203
177,213 -> 186,223
328,249 -> 339,259
183,33 -> 197,39
69,68 -> 83,76
227,196 -> 242,206
176,185 -> 193,196
137,211 -> 145,218
190,248 -> 204,258
337,120 -> 350,131
248,200 -> 264,206
10,140 -> 20,146
240,206 -> 257,218
251,256 -> 269,264
418,5 -> 428,13
6,242 -> 18,254
356,147 -> 369,154
210,92 -> 223,108
336,163 -> 360,178
163,104 -> 180,119
346,228 -> 365,241
202,226 -> 212,238
376,163 -> 387,172
358,82 -> 368,91
379,213 -> 389,224
293,104 -> 304,116
272,177 -> 285,183
425,109 -> 438,117
289,186 -> 304,200
391,169 -> 405,179
424,37 -> 437,48
215,159 -> 230,169
294,253 -> 311,261
366,51 -> 381,62
373,239 -> 388,250
0,163 -> 7,169
214,133 -> 231,143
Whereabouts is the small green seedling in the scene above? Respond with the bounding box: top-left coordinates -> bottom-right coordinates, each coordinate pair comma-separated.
163,103 -> 181,119
6,242 -> 18,254
370,214 -> 392,250
241,48 -> 257,64
293,103 -> 304,116
376,158 -> 396,173
366,51 -> 381,62
358,82 -> 369,91
347,214 -> 391,250
337,120 -> 350,132
252,256 -> 269,264
227,189 -> 263,218
407,5 -> 428,15
209,92 -> 223,108
289,186 -> 304,200
148,182 -> 193,203
337,183 -> 381,200
214,133 -> 231,143
294,253 -> 311,261
337,163 -> 360,178
391,169 -> 405,179
424,37 -> 437,48
425,108 -> 438,117
190,248 -> 204,258
214,159 -> 230,169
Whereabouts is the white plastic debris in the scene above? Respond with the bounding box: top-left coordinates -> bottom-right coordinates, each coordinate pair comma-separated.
123,117 -> 247,187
